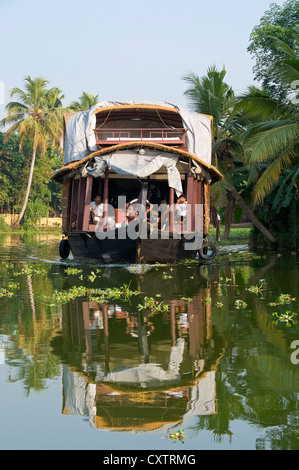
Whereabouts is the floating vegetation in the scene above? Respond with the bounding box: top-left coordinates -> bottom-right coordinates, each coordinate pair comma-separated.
216,301 -> 224,308
0,287 -> 14,298
46,283 -> 139,305
167,430 -> 186,443
138,296 -> 169,314
0,261 -> 15,268
64,267 -> 102,283
247,279 -> 265,295
88,271 -> 97,282
7,281 -> 19,290
272,310 -> 297,327
64,267 -> 83,276
235,299 -> 247,309
162,271 -> 173,279
14,264 -> 47,276
268,294 -> 296,307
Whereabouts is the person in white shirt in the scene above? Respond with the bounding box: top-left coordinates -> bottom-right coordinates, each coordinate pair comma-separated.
90,195 -> 104,222
175,194 -> 188,222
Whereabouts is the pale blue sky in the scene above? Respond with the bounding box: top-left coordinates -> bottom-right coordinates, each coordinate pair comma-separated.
0,0 -> 286,117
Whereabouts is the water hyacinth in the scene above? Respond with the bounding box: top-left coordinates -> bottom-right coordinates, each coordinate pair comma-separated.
46,284 -> 139,305
167,430 -> 186,443
0,288 -> 14,298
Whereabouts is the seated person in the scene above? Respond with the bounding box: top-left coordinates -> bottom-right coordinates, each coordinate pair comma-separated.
126,204 -> 139,224
175,194 -> 187,223
146,202 -> 158,226
97,215 -> 116,231
90,195 -> 103,223
160,199 -> 169,230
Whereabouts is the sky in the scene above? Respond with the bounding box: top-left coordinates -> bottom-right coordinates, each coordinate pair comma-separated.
0,0 -> 287,118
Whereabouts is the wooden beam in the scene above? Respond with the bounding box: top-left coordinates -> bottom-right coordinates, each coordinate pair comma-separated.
69,179 -> 79,231
76,178 -> 86,230
61,180 -> 71,233
103,167 -> 109,229
169,187 -> 174,233
83,175 -> 93,231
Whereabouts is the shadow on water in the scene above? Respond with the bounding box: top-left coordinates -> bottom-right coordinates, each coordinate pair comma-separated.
0,232 -> 299,449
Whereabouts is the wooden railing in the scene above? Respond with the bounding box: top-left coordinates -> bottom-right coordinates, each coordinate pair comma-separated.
94,128 -> 188,147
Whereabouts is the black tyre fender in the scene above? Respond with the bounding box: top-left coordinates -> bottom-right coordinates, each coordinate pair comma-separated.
199,241 -> 217,260
59,238 -> 70,259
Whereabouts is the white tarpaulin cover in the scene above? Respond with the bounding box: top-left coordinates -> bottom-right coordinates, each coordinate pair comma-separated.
86,148 -> 183,195
64,100 -> 212,165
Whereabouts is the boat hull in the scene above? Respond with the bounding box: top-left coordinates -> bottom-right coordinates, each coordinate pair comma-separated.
66,230 -> 199,264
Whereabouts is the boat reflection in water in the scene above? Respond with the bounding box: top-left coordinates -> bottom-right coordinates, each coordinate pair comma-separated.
52,288 -> 225,433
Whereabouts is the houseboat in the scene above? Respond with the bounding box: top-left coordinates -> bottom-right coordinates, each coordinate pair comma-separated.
51,101 -> 222,264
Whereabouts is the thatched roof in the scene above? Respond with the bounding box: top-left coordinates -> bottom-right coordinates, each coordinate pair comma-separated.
51,141 -> 222,184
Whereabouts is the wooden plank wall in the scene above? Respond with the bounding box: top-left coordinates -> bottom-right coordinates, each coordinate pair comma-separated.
61,180 -> 71,233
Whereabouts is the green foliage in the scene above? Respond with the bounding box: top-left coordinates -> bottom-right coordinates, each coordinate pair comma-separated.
0,75 -> 65,225
167,430 -> 186,443
0,218 -> 9,232
46,283 -> 139,305
247,279 -> 265,295
137,296 -> 169,314
235,299 -> 247,309
248,0 -> 299,99
70,91 -> 99,111
272,310 -> 297,327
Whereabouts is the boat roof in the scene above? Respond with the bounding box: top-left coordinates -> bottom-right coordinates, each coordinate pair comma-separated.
51,140 -> 223,184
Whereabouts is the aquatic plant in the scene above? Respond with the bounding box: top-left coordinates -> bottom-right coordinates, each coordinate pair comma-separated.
272,310 -> 297,327
247,279 -> 265,295
235,299 -> 247,309
167,430 -> 186,443
88,271 -> 97,282
7,281 -> 19,290
181,296 -> 193,303
268,294 -> 296,306
46,283 -> 139,305
162,271 -> 173,279
14,264 -> 47,276
137,296 -> 169,314
0,287 -> 14,298
64,267 -> 82,275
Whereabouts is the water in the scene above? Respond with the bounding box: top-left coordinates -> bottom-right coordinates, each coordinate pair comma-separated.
0,233 -> 298,450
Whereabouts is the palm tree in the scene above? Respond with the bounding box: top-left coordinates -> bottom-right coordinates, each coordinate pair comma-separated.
70,91 -> 99,111
235,35 -> 299,207
182,66 -> 277,243
0,76 -> 64,226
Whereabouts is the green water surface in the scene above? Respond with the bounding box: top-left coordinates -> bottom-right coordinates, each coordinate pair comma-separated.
0,233 -> 298,450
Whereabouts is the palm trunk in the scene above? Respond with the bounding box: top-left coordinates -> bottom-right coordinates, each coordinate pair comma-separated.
224,192 -> 234,240
13,147 -> 37,227
211,206 -> 220,242
229,187 -> 278,244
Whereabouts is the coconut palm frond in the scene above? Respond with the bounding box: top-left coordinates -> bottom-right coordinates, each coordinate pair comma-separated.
210,175 -> 232,209
246,121 -> 299,164
252,149 -> 297,206
183,66 -> 234,134
278,59 -> 299,83
234,88 -> 291,121
2,76 -> 65,225
267,35 -> 299,61
70,91 -> 99,111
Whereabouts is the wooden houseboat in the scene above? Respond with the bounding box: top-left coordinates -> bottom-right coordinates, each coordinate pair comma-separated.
51,101 -> 222,264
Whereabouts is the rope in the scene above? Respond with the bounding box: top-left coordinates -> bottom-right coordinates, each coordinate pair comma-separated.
155,109 -> 171,128
97,109 -> 112,128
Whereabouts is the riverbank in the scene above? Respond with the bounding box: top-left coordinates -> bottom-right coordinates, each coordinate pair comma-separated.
209,225 -> 252,246
0,219 -> 251,244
